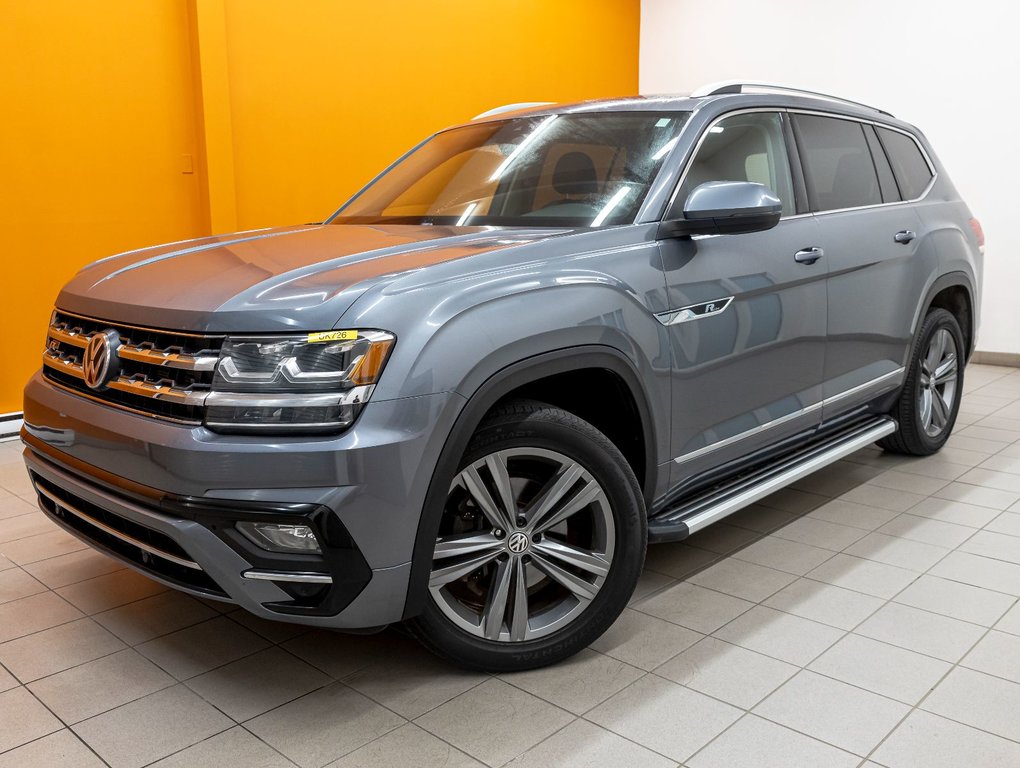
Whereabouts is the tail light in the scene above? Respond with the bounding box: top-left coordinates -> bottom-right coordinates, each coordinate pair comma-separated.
969,218 -> 985,248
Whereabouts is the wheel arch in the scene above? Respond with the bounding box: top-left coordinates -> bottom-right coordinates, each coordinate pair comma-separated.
401,346 -> 656,620
912,271 -> 977,361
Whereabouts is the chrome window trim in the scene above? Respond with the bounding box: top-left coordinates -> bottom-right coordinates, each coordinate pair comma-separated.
662,106 -> 937,222
672,368 -> 904,464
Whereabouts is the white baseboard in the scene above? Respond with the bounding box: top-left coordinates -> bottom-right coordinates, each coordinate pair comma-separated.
0,412 -> 23,441
972,351 -> 1020,368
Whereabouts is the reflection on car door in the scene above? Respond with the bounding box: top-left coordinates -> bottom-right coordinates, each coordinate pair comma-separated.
660,111 -> 827,495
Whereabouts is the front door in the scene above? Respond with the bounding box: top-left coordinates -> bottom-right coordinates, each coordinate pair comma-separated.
660,111 -> 828,493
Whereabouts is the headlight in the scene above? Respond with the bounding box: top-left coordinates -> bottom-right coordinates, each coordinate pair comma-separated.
204,329 -> 395,434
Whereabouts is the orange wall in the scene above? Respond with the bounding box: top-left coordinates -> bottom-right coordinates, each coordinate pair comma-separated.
0,0 -> 639,414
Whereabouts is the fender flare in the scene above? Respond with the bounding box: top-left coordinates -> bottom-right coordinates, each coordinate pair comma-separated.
911,270 -> 977,358
401,345 -> 656,619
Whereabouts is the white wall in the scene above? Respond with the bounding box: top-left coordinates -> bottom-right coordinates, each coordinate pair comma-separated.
641,0 -> 1020,354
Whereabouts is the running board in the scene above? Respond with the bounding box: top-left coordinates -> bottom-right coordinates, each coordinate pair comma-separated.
648,417 -> 897,542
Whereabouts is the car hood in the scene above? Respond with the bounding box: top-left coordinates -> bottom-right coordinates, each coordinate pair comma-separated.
57,224 -> 570,332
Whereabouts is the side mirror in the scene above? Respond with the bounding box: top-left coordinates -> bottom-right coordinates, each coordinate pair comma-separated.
657,181 -> 783,239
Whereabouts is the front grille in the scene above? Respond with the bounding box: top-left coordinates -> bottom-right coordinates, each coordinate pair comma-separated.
42,311 -> 223,423
31,472 -> 227,597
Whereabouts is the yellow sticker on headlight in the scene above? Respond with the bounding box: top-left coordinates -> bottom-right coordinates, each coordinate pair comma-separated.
307,330 -> 358,343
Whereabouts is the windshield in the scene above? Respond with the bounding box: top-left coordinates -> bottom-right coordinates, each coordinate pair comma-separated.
329,112 -> 689,228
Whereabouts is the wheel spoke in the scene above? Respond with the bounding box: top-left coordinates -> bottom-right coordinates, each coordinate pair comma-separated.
531,479 -> 604,535
532,552 -> 599,602
919,388 -> 933,431
934,353 -> 958,386
433,532 -> 503,560
522,462 -> 584,529
532,538 -> 610,577
932,389 -> 950,429
482,557 -> 512,639
462,464 -> 514,532
429,549 -> 500,588
485,452 -> 518,525
509,559 -> 529,642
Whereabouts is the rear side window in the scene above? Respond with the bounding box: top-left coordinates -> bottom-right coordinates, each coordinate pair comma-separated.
877,127 -> 933,200
793,114 -> 881,211
864,125 -> 900,203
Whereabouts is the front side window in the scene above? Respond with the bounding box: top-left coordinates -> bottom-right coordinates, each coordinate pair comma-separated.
877,127 -> 933,200
330,112 -> 689,228
677,112 -> 796,216
794,114 -> 882,211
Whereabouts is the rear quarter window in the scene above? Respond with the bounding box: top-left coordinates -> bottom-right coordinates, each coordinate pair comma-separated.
877,127 -> 934,200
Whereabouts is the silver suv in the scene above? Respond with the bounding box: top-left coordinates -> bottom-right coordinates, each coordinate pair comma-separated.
22,83 -> 983,670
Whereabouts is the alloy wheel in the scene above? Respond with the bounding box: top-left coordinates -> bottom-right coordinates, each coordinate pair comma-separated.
918,327 -> 959,437
428,447 -> 615,643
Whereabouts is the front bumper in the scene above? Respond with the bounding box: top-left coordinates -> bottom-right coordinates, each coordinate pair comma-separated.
22,371 -> 460,628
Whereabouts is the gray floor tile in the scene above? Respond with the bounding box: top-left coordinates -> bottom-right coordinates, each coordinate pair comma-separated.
837,483 -> 926,513
756,487 -> 830,515
873,709 -> 1020,768
922,666 -> 1020,742
0,566 -> 46,604
73,685 -> 233,768
907,495 -> 1001,527
643,542 -> 720,580
934,481 -> 1020,510
328,723 -> 483,768
687,557 -> 797,603
590,608 -> 702,670
656,636 -> 797,709
149,726 -> 296,768
28,648 -> 174,724
94,590 -> 219,646
0,511 -> 51,543
248,682 -> 404,767
0,617 -> 125,682
856,602 -> 985,662
958,467 -> 1020,494
587,674 -> 741,763
843,532 -> 950,572
56,569 -> 167,615
713,605 -> 844,666
996,600 -> 1020,635
415,679 -> 572,767
959,529 -> 1020,565
0,529 -> 87,565
725,503 -> 800,534
0,685 -> 62,752
137,616 -> 270,680
960,629 -> 1020,684
281,628 -> 400,680
763,578 -> 884,630
499,649 -> 643,715
0,729 -> 105,768
769,516 -> 867,552
807,499 -> 900,531
634,582 -> 753,634
894,573 -> 1015,625
186,647 -> 330,721
808,633 -> 950,704
730,535 -> 834,575
753,670 -> 908,756
506,718 -> 673,768
877,513 -> 976,548
685,522 -> 761,555
985,510 -> 1020,537
867,468 -> 952,496
0,664 -> 15,693
929,550 -> 1020,595
687,714 -> 859,768
342,639 -> 486,719
0,590 -> 83,643
804,553 -> 918,599
629,568 -> 677,604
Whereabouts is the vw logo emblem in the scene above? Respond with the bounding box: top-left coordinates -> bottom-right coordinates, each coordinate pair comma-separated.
507,531 -> 530,554
82,329 -> 119,390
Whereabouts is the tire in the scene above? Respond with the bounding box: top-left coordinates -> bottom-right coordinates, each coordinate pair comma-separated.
879,308 -> 965,456
406,399 -> 646,671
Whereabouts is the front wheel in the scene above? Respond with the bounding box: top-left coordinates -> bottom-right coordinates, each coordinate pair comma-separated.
880,307 -> 965,456
407,400 -> 646,671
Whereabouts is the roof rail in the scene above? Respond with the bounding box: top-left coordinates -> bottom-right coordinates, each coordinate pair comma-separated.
690,81 -> 893,118
473,102 -> 555,120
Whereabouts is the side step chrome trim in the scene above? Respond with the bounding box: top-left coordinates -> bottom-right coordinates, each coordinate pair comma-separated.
34,483 -> 203,571
242,570 -> 333,584
650,417 -> 897,542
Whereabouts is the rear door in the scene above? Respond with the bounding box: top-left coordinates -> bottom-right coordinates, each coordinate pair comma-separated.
791,113 -> 934,417
660,110 -> 827,492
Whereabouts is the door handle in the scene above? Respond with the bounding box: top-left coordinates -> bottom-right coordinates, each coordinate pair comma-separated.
894,230 -> 916,244
794,247 -> 824,265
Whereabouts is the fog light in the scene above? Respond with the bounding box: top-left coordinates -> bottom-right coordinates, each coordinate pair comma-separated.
236,522 -> 322,554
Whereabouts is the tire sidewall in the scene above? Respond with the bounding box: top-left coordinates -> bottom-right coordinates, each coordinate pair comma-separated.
907,309 -> 965,452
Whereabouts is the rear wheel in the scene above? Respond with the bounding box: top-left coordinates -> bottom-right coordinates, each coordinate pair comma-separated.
880,308 -> 964,455
407,400 -> 645,671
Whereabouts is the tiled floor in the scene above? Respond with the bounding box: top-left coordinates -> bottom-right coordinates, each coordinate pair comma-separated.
2,363 -> 1020,767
